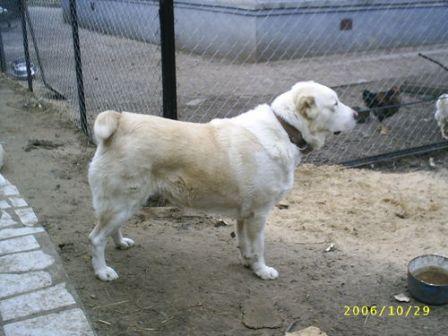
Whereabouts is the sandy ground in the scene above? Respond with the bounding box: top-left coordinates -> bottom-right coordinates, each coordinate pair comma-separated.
2,6 -> 448,164
1,76 -> 448,335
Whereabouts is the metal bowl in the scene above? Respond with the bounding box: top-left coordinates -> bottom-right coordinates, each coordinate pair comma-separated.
408,254 -> 448,305
10,58 -> 37,80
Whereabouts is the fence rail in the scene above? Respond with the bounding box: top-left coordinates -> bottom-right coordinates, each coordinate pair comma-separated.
0,0 -> 447,164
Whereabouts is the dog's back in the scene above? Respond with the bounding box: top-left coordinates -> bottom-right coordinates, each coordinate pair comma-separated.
88,111 -> 253,215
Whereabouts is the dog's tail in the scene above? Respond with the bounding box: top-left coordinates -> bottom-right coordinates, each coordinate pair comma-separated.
94,110 -> 121,143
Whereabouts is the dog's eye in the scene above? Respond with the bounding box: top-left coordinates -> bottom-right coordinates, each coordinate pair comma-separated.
334,101 -> 338,106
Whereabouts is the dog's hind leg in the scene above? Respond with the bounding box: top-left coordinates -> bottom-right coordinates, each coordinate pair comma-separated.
89,209 -> 131,281
245,214 -> 279,280
237,219 -> 250,267
112,228 -> 135,249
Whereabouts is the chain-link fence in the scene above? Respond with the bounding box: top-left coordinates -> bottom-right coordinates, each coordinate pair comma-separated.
173,0 -> 448,164
73,0 -> 163,130
1,0 -> 163,135
1,0 -> 448,165
0,1 -> 25,75
27,4 -> 78,112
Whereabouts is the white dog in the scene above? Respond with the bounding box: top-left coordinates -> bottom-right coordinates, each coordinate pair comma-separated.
88,81 -> 358,281
435,94 -> 448,140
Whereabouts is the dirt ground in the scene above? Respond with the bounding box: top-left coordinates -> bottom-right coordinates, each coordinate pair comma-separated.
1,75 -> 448,335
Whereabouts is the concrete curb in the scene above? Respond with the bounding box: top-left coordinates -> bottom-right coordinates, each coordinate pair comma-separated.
0,173 -> 96,336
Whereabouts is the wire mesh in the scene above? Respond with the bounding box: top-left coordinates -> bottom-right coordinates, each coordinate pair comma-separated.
26,3 -> 78,115
5,0 -> 163,135
74,0 -> 163,130
173,0 -> 448,163
0,1 -> 25,75
2,0 -> 448,164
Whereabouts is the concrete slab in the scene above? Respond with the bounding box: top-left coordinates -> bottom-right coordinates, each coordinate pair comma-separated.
8,197 -> 27,208
0,201 -> 10,209
0,172 -> 95,335
3,309 -> 94,336
0,272 -> 52,299
0,235 -> 40,256
0,211 -> 16,228
0,227 -> 44,240
1,185 -> 19,197
0,175 -> 6,187
0,283 -> 76,321
0,250 -> 54,273
14,208 -> 38,226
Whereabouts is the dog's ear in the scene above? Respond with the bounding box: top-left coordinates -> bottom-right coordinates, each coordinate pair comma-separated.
296,95 -> 317,120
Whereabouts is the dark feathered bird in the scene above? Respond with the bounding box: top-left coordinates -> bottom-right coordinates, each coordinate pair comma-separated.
362,86 -> 401,122
353,106 -> 370,124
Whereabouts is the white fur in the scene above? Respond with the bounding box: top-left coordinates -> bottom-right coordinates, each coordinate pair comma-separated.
88,81 -> 357,281
435,94 -> 448,140
93,110 -> 121,143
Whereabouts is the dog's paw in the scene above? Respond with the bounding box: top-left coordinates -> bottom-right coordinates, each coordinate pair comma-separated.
239,255 -> 251,268
96,266 -> 119,281
116,237 -> 135,250
254,266 -> 279,280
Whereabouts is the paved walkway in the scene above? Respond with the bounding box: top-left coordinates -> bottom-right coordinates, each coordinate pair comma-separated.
0,173 -> 95,336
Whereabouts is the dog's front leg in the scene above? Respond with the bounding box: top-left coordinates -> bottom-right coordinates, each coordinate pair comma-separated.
245,214 -> 279,280
112,228 -> 135,250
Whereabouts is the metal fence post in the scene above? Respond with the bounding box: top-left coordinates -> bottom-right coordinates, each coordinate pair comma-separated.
19,0 -> 33,91
159,0 -> 177,120
69,0 -> 88,136
0,27 -> 5,73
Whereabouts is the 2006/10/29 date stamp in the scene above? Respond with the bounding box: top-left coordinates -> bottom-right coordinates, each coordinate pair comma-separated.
344,305 -> 431,317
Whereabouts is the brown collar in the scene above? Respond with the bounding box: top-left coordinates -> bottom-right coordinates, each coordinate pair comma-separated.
274,114 -> 313,154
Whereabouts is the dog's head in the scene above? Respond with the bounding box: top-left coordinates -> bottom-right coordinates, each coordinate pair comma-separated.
271,81 -> 358,149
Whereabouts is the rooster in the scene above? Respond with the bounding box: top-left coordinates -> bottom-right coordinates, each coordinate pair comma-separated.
353,106 -> 370,124
362,86 -> 401,122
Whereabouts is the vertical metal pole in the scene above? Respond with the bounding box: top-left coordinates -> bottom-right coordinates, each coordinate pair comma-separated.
0,26 -> 5,73
19,0 -> 33,91
159,0 -> 177,120
69,0 -> 88,136
25,6 -> 65,99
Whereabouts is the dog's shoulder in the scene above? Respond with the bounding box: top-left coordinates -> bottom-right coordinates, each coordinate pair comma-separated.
230,104 -> 299,163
